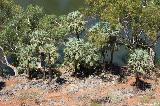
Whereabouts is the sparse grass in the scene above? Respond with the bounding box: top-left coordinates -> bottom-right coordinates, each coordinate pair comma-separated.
90,102 -> 102,106
140,91 -> 155,104
140,95 -> 150,103
18,92 -> 40,102
107,90 -> 123,103
17,91 -> 41,106
0,76 -> 160,106
153,100 -> 160,106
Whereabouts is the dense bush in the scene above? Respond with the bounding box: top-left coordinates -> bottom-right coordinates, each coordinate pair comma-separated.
38,15 -> 69,41
0,0 -> 159,87
88,21 -> 120,65
128,49 -> 154,84
0,0 -> 22,25
18,44 -> 37,77
67,11 -> 86,39
64,38 -> 100,71
39,43 -> 59,66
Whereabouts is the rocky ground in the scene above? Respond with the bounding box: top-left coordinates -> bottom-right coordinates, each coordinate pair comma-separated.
0,71 -> 160,106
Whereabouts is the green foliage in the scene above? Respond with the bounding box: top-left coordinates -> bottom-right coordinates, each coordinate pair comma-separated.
30,30 -> 51,45
141,2 -> 160,40
0,0 -> 22,25
18,44 -> 38,72
85,0 -> 160,43
88,21 -> 120,64
1,0 -> 159,80
29,29 -> 59,66
39,44 -> 59,65
67,11 -> 86,39
64,38 -> 100,70
88,22 -> 110,50
38,15 -> 69,41
38,15 -> 57,31
0,23 -> 20,54
0,1 -> 27,54
128,49 -> 154,75
88,21 -> 119,49
0,4 -> 44,54
25,5 -> 44,31
18,31 -> 59,74
154,0 -> 160,5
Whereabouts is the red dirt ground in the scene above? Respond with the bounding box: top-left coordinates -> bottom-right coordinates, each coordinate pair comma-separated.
0,76 -> 160,106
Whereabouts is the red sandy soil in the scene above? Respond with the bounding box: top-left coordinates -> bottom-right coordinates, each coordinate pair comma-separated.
0,76 -> 160,106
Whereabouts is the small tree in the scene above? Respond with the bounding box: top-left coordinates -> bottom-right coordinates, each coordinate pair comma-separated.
88,22 -> 119,66
0,0 -> 22,26
128,49 -> 154,86
18,29 -> 59,81
25,5 -> 44,31
39,44 -> 59,82
85,0 -> 160,59
38,15 -> 69,42
0,4 -> 44,55
29,30 -> 59,81
67,11 -> 86,40
64,38 -> 100,72
18,44 -> 37,78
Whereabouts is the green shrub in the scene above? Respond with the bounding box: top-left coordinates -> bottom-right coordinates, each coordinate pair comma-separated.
0,0 -> 22,25
128,49 -> 154,85
67,11 -> 86,39
64,38 -> 100,71
39,43 -> 59,65
18,44 -> 38,76
38,15 -> 69,41
88,21 -> 119,65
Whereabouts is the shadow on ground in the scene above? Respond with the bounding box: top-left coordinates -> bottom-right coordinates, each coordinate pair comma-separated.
0,81 -> 6,90
131,79 -> 152,91
137,79 -> 152,91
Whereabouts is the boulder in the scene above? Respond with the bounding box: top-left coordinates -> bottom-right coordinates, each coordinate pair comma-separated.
0,47 -> 16,76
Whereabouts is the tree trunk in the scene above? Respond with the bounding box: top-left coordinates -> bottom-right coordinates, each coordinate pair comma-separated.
135,73 -> 140,87
101,50 -> 106,71
76,34 -> 80,40
0,67 -> 4,77
27,60 -> 30,79
76,29 -> 80,40
110,47 -> 114,65
40,52 -> 46,80
43,67 -> 46,80
48,53 -> 52,83
75,61 -> 78,72
48,67 -> 52,83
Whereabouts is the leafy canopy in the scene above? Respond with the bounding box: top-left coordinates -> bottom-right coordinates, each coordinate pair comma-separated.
0,0 -> 22,25
67,11 -> 86,38
18,44 -> 38,71
128,49 -> 154,75
85,0 -> 160,41
38,15 -> 69,41
0,4 -> 44,54
64,38 -> 100,70
88,21 -> 119,50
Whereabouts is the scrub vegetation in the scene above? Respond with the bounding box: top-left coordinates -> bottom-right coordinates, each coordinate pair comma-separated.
0,0 -> 160,105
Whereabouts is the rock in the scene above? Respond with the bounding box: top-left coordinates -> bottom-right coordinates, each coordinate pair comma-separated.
7,64 -> 18,76
0,47 -> 16,76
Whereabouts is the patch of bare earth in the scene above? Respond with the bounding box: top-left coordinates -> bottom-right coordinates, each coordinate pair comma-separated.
0,75 -> 160,106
